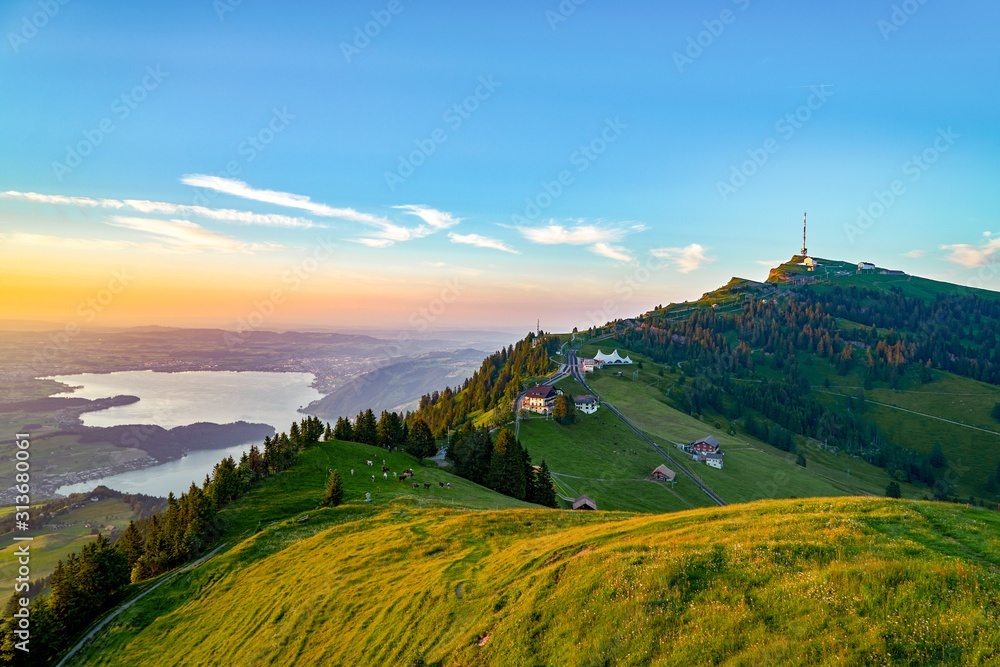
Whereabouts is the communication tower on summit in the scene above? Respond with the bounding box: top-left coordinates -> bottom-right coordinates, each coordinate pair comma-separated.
801,212 -> 808,256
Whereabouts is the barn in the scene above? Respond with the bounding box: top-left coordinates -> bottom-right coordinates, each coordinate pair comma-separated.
651,464 -> 675,482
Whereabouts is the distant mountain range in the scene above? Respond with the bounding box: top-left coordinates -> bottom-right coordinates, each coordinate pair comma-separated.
306,348 -> 489,419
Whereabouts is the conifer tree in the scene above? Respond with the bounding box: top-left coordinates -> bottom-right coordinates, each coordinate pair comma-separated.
488,429 -> 527,500
354,409 -> 378,446
406,419 -> 437,459
333,416 -> 354,441
532,460 -> 558,508
323,469 -> 344,507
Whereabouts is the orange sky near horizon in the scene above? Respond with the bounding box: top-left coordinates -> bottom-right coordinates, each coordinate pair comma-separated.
0,215 -> 701,333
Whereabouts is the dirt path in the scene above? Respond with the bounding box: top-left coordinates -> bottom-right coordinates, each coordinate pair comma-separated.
56,542 -> 227,666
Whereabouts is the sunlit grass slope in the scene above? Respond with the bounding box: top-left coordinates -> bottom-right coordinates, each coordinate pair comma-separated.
71,497 -> 1000,666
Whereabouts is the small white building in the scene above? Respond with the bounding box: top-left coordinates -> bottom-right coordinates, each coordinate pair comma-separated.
573,395 -> 599,414
582,357 -> 600,373
704,452 -> 724,469
858,262 -> 876,273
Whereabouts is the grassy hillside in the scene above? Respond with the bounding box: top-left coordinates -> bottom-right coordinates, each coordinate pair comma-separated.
68,497 -> 1000,666
591,258 -> 1000,503
516,401 -> 715,513
218,437 -> 534,541
571,339 -> 927,504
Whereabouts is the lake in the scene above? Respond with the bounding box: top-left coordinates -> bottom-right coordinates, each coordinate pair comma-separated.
46,370 -> 322,429
50,370 -> 322,497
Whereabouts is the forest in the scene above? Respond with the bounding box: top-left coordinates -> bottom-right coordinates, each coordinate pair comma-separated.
613,285 -> 1000,495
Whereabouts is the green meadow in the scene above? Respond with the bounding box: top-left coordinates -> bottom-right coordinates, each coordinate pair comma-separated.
68,494 -> 1000,666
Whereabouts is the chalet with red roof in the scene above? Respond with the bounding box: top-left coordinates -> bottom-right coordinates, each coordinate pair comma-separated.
687,435 -> 721,455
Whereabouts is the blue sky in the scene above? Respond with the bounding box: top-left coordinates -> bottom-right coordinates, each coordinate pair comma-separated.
1,0 -> 998,331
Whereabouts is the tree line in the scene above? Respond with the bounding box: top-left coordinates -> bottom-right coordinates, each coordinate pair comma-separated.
328,409 -> 437,460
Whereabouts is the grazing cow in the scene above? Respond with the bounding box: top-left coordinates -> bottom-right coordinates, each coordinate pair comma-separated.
350,469 -> 354,476
371,475 -> 375,482
383,472 -> 388,480
438,481 -> 444,487
446,483 -> 451,489
412,483 -> 420,489
423,483 -> 431,489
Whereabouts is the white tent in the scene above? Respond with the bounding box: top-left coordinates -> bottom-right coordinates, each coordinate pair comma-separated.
594,349 -> 632,365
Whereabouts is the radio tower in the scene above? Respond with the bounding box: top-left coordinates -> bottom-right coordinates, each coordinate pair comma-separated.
801,212 -> 808,257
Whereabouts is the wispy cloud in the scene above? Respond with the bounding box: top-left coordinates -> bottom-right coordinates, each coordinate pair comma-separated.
107,216 -> 281,253
515,223 -> 631,246
1,190 -> 316,229
590,242 -> 633,262
448,232 -> 519,254
941,235 -> 1000,268
754,259 -> 782,267
650,243 -> 713,273
511,222 -> 642,263
178,177 -> 465,248
395,204 -> 461,231
357,205 -> 462,248
355,237 -> 395,248
0,232 -> 157,252
902,249 -> 925,258
180,175 -> 387,226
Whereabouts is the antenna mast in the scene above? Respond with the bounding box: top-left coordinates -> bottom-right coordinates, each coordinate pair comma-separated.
801,212 -> 808,256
